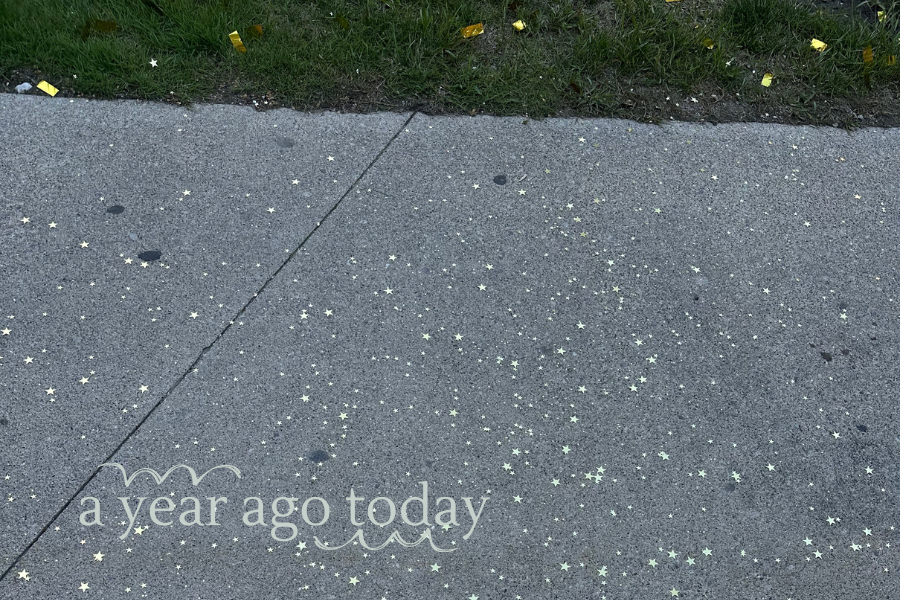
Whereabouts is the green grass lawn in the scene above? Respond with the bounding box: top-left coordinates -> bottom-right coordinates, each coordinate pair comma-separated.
2,0 -> 900,127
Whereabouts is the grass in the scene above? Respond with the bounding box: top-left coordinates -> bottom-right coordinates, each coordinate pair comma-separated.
2,0 -> 900,127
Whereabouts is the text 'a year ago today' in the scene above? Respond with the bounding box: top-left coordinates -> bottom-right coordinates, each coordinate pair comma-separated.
78,482 -> 490,542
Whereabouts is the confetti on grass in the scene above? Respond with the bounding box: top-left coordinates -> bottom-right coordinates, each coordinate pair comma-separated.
461,23 -> 484,38
229,31 -> 246,53
37,81 -> 58,96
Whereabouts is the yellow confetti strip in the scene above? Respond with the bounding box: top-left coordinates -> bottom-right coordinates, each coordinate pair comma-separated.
863,46 -> 874,63
810,38 -> 827,51
761,73 -> 773,87
37,81 -> 58,97
513,20 -> 526,31
703,38 -> 714,49
888,55 -> 896,65
229,31 -> 246,53
878,10 -> 886,23
461,23 -> 484,38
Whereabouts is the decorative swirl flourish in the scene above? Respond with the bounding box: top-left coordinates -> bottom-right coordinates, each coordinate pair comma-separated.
314,529 -> 456,552
99,463 -> 242,487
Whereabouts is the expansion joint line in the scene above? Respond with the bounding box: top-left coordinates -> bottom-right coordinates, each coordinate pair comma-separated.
0,109 -> 420,583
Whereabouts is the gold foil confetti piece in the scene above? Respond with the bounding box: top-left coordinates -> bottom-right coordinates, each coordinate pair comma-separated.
761,73 -> 773,87
37,81 -> 58,96
513,20 -> 526,31
863,46 -> 874,62
810,38 -> 827,51
461,23 -> 484,38
229,31 -> 246,53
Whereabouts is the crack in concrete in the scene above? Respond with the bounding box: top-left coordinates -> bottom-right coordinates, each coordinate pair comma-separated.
0,109 -> 420,583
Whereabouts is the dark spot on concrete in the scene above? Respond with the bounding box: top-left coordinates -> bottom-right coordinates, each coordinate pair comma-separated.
839,302 -> 848,310
841,349 -> 850,355
493,175 -> 507,185
308,449 -> 329,462
820,351 -> 832,362
694,296 -> 699,301
0,417 -> 7,426
275,136 -> 295,148
138,250 -> 161,261
856,424 -> 868,432
725,483 -> 735,492
809,343 -> 816,348
106,205 -> 124,214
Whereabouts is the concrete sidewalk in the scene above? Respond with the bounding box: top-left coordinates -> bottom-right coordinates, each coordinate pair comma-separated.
1,93 -> 899,598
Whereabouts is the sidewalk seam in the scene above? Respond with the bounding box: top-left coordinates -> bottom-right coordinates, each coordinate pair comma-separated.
0,109 -> 419,583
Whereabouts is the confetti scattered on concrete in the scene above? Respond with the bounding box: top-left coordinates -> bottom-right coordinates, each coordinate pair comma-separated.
1,94 -> 899,598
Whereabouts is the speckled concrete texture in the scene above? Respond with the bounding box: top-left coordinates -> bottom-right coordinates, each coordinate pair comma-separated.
0,94 -> 410,572
1,96 -> 898,599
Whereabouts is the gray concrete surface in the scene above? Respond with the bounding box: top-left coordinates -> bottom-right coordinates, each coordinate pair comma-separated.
1,94 -> 899,599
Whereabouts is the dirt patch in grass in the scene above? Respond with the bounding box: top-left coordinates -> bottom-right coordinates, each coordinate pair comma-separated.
5,63 -> 899,129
